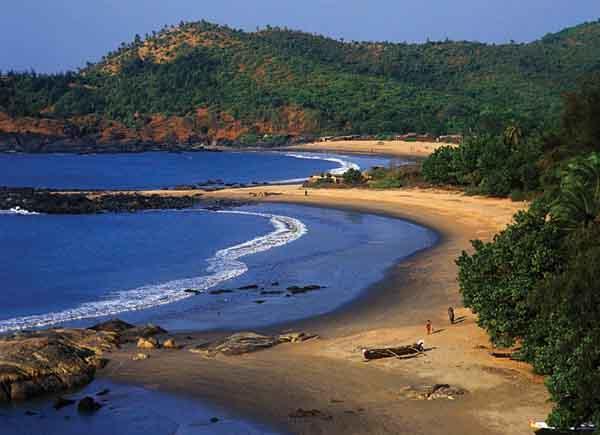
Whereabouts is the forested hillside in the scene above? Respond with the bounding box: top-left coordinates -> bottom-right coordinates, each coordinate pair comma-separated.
1,19 -> 600,150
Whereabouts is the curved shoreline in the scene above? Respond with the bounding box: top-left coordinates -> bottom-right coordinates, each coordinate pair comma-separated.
0,209 -> 308,333
101,184 -> 551,435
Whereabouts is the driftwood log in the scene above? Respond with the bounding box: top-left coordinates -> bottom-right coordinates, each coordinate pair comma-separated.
362,341 -> 425,361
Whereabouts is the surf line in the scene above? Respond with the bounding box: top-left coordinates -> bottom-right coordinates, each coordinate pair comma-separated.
269,152 -> 361,184
0,210 -> 307,333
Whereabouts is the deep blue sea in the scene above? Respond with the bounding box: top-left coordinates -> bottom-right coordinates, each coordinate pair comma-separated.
0,151 -> 392,189
0,150 -> 435,434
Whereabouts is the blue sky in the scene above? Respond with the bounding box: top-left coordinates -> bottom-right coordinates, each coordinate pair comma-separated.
2,0 -> 600,73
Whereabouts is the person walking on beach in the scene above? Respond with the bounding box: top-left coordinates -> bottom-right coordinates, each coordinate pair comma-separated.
426,320 -> 432,335
448,307 -> 455,324
305,189 -> 308,196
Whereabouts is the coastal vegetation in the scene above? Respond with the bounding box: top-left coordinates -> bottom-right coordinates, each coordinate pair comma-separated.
452,78 -> 600,430
2,20 -> 600,148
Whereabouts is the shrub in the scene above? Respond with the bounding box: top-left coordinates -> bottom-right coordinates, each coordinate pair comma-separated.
342,168 -> 364,185
422,146 -> 458,184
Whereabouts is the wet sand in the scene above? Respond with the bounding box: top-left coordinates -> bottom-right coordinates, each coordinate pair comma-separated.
102,184 -> 549,435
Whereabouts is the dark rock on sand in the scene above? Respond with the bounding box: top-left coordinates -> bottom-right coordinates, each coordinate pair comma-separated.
190,332 -> 280,356
278,332 -> 318,343
189,331 -> 317,357
88,319 -> 166,344
53,396 -> 76,410
89,319 -> 135,333
0,329 -> 118,402
119,325 -> 167,344
77,396 -> 103,413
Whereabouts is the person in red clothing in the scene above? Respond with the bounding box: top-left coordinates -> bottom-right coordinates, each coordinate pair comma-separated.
426,320 -> 432,335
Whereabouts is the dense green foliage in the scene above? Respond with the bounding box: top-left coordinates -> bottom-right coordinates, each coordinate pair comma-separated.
456,82 -> 600,429
422,133 -> 543,196
2,20 -> 600,138
457,202 -> 563,346
422,73 -> 600,197
459,155 -> 600,430
342,168 -> 365,185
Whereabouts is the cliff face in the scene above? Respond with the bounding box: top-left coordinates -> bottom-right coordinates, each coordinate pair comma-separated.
0,105 -> 315,152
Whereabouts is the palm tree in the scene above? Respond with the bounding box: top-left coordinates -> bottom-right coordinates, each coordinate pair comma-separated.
503,124 -> 523,147
551,153 -> 600,231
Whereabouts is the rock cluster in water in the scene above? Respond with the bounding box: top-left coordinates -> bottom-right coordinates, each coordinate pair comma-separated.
0,187 -> 249,214
0,187 -> 202,214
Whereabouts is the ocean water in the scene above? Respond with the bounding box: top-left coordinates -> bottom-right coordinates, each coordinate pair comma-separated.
0,379 -> 281,435
0,150 -> 436,435
0,203 -> 436,333
0,151 -> 392,189
0,151 -> 433,333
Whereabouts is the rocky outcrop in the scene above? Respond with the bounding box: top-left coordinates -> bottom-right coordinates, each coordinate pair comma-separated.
136,337 -> 160,349
0,329 -> 118,402
189,331 -> 317,356
0,188 -> 203,215
162,338 -> 178,349
0,320 -> 171,402
89,319 -> 166,344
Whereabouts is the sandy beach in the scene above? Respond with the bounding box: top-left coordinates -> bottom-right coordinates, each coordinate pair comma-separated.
101,184 -> 550,435
283,139 -> 457,158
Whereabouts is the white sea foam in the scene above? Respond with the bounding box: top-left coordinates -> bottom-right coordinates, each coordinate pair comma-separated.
0,207 -> 41,216
281,152 -> 361,181
0,210 -> 307,333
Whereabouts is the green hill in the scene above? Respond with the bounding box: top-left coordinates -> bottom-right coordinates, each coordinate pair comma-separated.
1,19 -> 600,149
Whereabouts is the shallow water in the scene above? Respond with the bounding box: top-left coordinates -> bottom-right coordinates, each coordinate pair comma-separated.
0,379 -> 281,435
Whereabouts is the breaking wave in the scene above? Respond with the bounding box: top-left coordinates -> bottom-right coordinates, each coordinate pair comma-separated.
271,152 -> 361,184
0,207 -> 40,216
0,210 -> 307,333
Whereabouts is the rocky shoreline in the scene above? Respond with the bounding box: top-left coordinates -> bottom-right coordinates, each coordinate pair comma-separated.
0,320 -> 315,404
0,321 -> 167,402
0,187 -> 247,214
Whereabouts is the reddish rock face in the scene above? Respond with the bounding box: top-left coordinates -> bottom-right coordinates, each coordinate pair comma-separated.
0,105 -> 315,153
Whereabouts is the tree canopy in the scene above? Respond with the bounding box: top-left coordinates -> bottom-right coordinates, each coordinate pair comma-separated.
2,20 -> 600,141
